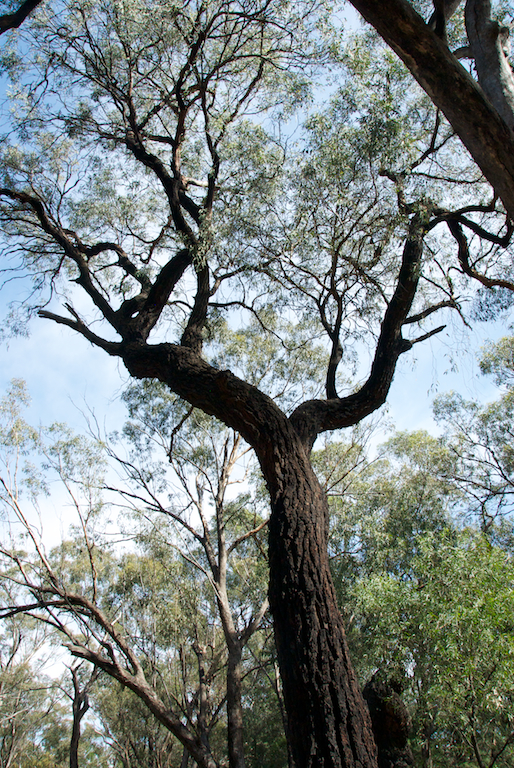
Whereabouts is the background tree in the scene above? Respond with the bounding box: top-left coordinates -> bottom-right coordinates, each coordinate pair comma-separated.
348,528 -> 514,768
320,334 -> 514,767
0,376 -> 277,767
433,333 -> 514,533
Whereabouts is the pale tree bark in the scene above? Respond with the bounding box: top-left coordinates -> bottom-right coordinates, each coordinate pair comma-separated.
0,593 -> 220,768
169,429 -> 268,768
465,0 -> 514,133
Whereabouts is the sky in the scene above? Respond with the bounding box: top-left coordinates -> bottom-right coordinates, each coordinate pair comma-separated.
0,0 -> 512,690
0,0 -> 505,440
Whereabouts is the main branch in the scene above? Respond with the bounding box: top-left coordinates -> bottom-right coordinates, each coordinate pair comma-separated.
290,213 -> 427,449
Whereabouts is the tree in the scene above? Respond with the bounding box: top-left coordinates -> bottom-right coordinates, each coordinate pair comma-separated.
1,2 -> 514,766
116,379 -> 270,768
0,378 -> 276,767
322,427 -> 514,767
348,0 -> 514,219
0,611 -> 59,768
68,663 -> 100,768
351,530 -> 514,768
432,332 -> 514,533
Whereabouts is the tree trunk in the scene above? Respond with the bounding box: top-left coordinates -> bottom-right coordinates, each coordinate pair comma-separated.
260,436 -> 378,768
465,0 -> 514,134
226,642 -> 246,768
70,689 -> 88,768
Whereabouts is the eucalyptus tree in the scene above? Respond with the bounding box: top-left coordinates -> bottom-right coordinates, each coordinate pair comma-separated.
0,378 -> 273,768
0,610 -> 61,768
350,529 -> 514,768
321,430 -> 514,767
348,0 -> 514,218
1,2 -> 514,767
116,379 -> 270,768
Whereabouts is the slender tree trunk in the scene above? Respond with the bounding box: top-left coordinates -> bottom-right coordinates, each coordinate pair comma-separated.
273,661 -> 297,768
226,642 -> 246,768
194,644 -> 211,755
259,437 -> 378,768
70,689 -> 88,768
180,746 -> 190,768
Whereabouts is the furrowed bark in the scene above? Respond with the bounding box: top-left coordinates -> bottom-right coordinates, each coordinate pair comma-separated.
34,207 -> 434,768
263,433 -> 378,768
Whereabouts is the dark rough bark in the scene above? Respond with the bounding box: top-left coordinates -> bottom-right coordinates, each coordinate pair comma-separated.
1,3 -> 476,765
263,436 -> 377,768
0,0 -> 42,33
13,148 -> 426,768
348,0 -> 514,219
290,214 -> 426,448
363,673 -> 414,768
21,204 -> 428,768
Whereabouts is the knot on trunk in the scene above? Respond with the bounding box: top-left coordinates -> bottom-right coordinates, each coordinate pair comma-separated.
363,671 -> 414,768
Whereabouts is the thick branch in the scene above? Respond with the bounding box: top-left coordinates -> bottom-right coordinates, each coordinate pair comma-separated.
405,299 -> 457,323
289,213 -> 428,448
84,242 -> 152,289
348,0 -> 514,218
130,248 -> 192,341
125,133 -> 198,244
120,341 -> 290,456
181,264 -> 211,353
0,0 -> 42,33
